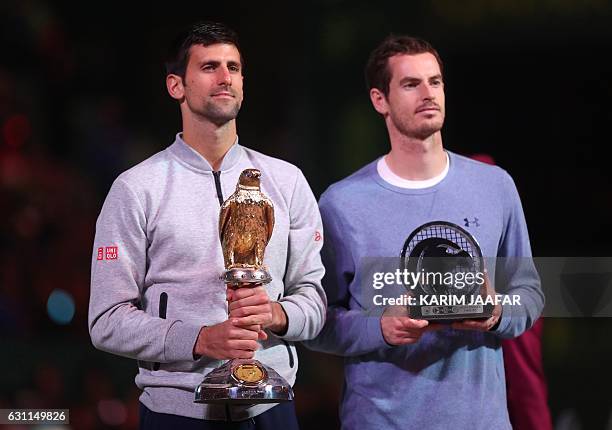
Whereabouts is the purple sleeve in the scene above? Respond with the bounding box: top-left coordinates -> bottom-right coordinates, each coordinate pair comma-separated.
492,172 -> 545,338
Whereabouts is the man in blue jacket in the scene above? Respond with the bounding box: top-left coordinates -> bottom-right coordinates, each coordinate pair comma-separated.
306,35 -> 544,429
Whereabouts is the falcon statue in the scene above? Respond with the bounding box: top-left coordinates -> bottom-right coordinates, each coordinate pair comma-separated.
219,168 -> 275,269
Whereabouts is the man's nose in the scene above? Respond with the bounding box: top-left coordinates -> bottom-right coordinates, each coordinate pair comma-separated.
420,83 -> 435,100
217,66 -> 232,85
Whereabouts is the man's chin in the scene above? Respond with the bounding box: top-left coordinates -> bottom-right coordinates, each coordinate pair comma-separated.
202,106 -> 241,126
412,122 -> 443,140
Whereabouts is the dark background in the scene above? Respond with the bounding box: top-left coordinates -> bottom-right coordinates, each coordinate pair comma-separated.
1,1 -> 611,429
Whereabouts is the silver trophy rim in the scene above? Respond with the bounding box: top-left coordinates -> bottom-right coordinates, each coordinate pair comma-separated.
400,220 -> 484,260
400,220 -> 485,296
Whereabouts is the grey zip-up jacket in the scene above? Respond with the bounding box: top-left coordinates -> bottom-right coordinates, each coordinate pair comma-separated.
88,134 -> 326,420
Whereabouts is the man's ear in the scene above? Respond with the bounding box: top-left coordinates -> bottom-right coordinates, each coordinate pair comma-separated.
370,88 -> 388,116
166,74 -> 185,100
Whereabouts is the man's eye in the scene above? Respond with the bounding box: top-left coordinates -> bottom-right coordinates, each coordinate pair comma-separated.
229,65 -> 241,72
202,65 -> 215,71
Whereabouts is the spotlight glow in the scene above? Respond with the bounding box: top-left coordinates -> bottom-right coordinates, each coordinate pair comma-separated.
47,289 -> 75,325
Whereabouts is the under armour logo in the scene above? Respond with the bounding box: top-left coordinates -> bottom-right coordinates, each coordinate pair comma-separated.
464,217 -> 480,227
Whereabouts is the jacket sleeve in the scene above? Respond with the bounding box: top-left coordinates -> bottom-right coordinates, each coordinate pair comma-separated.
491,172 -> 545,339
275,169 -> 327,342
303,191 -> 390,356
88,178 -> 201,362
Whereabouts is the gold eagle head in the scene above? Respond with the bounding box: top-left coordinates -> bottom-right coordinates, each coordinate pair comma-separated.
238,168 -> 261,189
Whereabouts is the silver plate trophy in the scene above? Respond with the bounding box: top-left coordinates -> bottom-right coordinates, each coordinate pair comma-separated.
195,168 -> 293,404
400,221 -> 492,321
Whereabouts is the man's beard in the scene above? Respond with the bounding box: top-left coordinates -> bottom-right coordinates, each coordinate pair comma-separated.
200,99 -> 241,126
393,112 -> 444,140
410,121 -> 444,140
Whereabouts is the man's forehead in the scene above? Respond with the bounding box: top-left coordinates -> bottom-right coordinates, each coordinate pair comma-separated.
388,52 -> 441,78
188,43 -> 241,63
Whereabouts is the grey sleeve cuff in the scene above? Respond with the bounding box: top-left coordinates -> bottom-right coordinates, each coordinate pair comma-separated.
163,320 -> 203,362
275,300 -> 306,340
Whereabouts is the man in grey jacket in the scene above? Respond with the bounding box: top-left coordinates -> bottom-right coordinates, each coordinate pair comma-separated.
88,21 -> 326,429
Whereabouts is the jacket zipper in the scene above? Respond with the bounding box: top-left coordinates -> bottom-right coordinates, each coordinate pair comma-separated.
212,171 -> 224,205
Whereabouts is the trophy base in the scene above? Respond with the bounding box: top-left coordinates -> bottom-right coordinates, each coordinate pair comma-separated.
409,304 -> 493,321
195,359 -> 294,404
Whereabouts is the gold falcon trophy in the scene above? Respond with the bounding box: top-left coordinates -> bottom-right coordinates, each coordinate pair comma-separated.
195,168 -> 294,404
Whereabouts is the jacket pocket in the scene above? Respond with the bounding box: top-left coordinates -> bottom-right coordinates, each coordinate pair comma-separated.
153,292 -> 168,371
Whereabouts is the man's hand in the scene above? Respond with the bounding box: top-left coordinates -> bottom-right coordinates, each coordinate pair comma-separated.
381,306 -> 441,346
452,273 -> 502,332
193,320 -> 261,360
227,286 -> 288,336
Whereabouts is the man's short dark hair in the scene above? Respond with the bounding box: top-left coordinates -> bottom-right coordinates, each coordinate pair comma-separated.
365,35 -> 443,96
165,21 -> 243,80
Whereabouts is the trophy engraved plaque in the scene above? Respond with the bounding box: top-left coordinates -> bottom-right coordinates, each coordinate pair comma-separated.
195,168 -> 294,404
400,221 -> 492,321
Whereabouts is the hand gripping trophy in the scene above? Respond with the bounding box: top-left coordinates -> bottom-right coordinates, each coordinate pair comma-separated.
195,168 -> 294,404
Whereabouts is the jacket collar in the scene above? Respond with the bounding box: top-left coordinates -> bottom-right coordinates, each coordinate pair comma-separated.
169,132 -> 243,172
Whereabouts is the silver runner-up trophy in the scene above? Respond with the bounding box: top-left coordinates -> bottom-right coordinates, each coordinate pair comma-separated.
195,168 -> 294,404
400,221 -> 493,321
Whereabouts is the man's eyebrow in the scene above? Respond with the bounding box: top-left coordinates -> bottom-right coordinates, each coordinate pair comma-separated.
197,60 -> 241,68
398,74 -> 443,85
198,60 -> 220,67
398,76 -> 422,85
